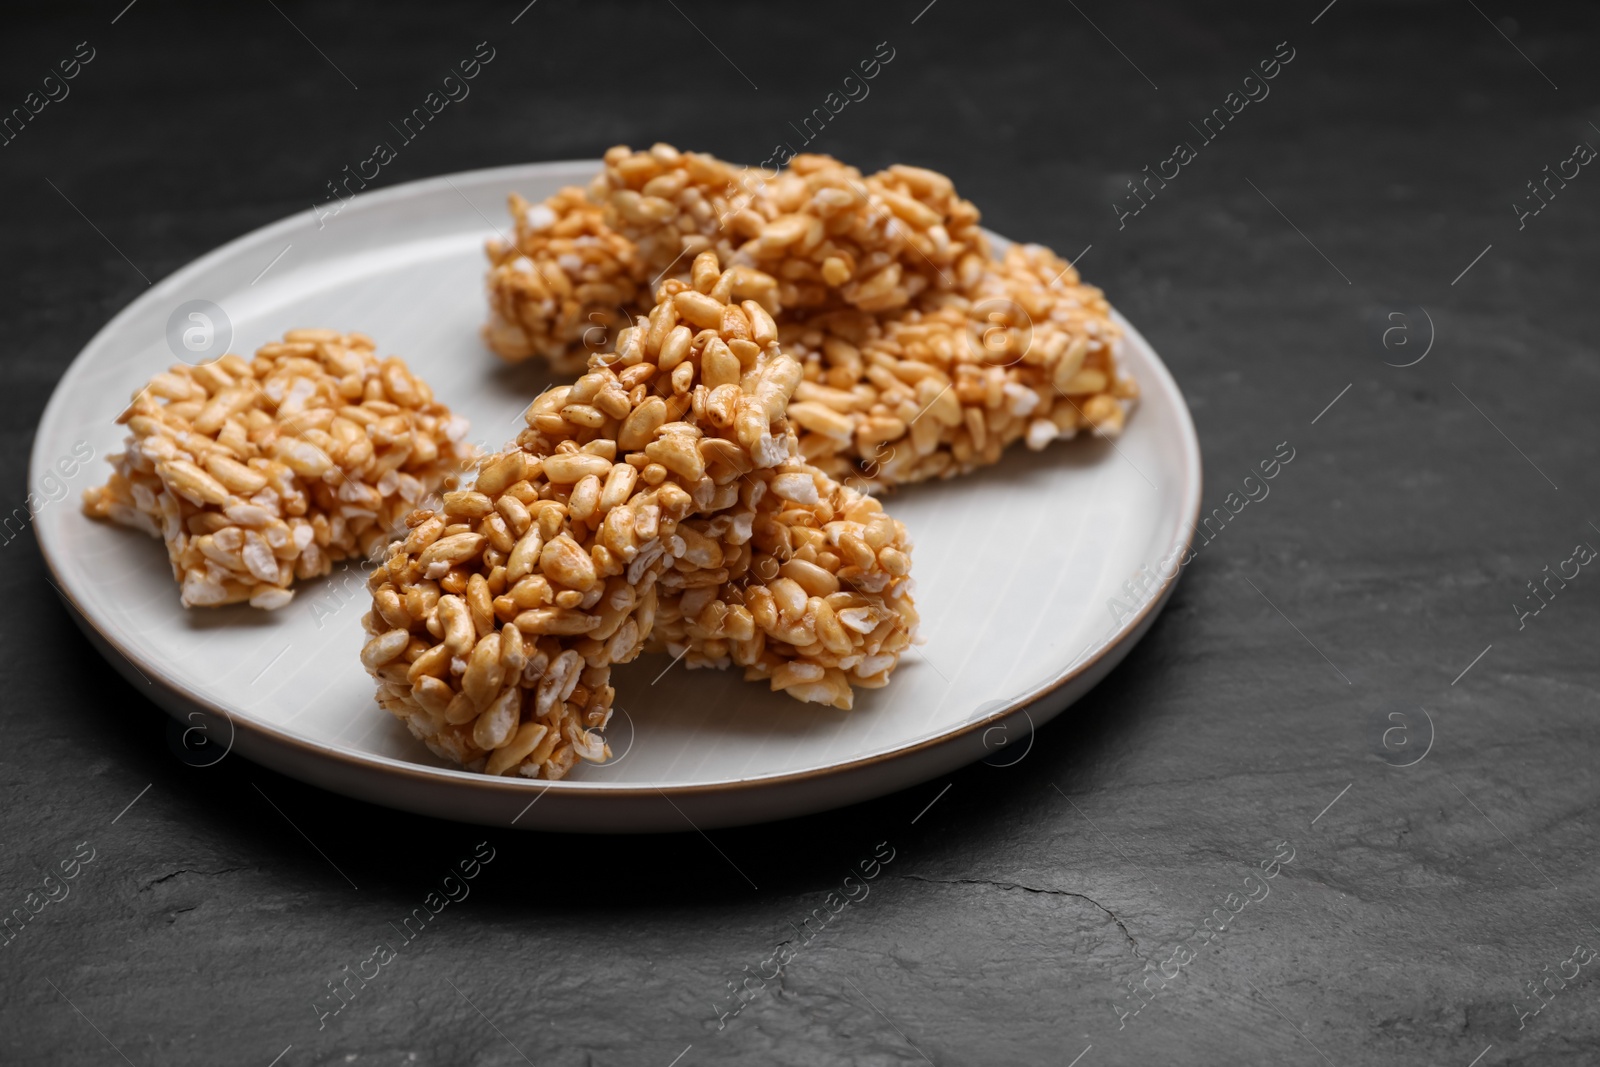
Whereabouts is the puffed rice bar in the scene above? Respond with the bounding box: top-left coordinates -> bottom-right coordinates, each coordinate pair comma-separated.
481,142 -> 972,377
359,447 -> 681,779
782,242 -> 1138,489
482,146 -> 1134,487
648,458 -> 918,710
365,253 -> 917,776
590,145 -> 984,315
82,330 -> 473,609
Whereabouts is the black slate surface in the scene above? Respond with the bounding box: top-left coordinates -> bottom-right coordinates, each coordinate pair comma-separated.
3,1 -> 1599,1064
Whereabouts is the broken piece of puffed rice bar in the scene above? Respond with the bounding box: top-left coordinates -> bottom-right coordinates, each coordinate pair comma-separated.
82,329 -> 473,609
649,457 -> 918,710
782,242 -> 1138,489
359,448 -> 682,780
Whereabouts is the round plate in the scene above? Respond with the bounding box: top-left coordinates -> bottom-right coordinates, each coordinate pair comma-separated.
30,161 -> 1202,832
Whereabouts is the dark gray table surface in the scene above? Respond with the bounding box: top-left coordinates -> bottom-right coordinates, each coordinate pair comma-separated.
4,1 -> 1597,1064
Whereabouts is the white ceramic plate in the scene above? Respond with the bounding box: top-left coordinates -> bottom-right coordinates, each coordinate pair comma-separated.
31,161 -> 1201,832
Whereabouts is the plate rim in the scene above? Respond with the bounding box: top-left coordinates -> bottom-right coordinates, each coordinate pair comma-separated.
30,159 -> 1203,805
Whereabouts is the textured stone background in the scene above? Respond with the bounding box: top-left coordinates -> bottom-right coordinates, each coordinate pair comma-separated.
3,1 -> 1598,1064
